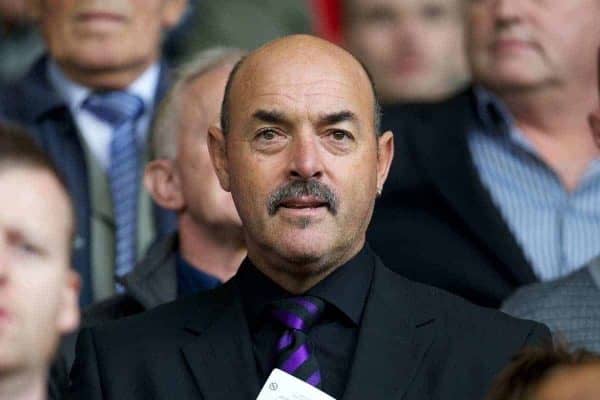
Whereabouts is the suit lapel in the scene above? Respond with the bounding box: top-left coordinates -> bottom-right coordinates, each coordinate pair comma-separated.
343,259 -> 436,400
409,89 -> 536,285
180,281 -> 261,400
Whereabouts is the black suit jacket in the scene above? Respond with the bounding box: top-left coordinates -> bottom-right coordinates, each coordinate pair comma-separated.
368,87 -> 537,308
70,255 -> 549,400
0,56 -> 177,305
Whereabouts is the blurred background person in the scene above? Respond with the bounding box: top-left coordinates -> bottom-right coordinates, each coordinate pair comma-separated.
500,63 -> 600,350
341,0 -> 470,104
0,0 -> 187,306
85,47 -> 246,325
0,124 -> 79,400
54,48 -> 247,385
0,0 -> 44,86
368,0 -> 600,308
485,344 -> 600,400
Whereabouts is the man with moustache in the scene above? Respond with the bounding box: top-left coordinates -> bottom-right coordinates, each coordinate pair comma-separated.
0,0 -> 187,306
69,35 -> 549,400
0,124 -> 80,400
369,0 -> 600,307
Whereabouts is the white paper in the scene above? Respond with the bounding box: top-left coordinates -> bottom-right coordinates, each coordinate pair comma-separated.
256,368 -> 336,400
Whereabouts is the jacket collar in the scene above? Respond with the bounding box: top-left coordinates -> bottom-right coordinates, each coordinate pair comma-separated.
179,254 -> 437,400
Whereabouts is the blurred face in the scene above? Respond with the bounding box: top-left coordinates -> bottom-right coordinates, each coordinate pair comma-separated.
344,0 -> 469,103
210,40 -> 393,276
175,66 -> 242,231
32,0 -> 184,83
0,167 -> 79,376
468,0 -> 600,93
0,0 -> 33,23
534,364 -> 600,400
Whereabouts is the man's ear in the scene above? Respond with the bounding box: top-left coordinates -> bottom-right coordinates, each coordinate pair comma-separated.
207,125 -> 231,192
143,159 -> 185,211
56,270 -> 80,335
161,0 -> 187,30
376,131 -> 394,195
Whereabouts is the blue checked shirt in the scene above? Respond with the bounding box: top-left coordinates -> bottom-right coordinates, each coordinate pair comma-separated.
468,88 -> 600,281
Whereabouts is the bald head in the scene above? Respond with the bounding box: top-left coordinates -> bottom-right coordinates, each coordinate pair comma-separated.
221,35 -> 381,135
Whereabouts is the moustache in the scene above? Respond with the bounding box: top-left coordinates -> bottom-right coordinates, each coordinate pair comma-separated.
267,180 -> 338,216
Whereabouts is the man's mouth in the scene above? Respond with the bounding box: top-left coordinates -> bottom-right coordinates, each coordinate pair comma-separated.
278,196 -> 329,210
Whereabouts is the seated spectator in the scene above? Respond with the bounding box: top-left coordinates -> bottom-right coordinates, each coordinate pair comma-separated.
486,344 -> 600,400
0,124 -> 79,400
0,0 -> 187,306
502,53 -> 600,351
341,0 -> 469,103
85,47 -> 247,323
0,0 -> 43,86
368,0 -> 600,307
55,47 -> 247,380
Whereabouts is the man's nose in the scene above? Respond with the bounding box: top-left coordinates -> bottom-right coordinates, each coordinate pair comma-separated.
288,133 -> 324,180
494,0 -> 522,25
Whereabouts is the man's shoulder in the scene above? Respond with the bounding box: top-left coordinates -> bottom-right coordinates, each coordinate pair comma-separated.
377,263 -> 548,340
84,280 -> 234,347
83,294 -> 146,327
503,267 -> 598,319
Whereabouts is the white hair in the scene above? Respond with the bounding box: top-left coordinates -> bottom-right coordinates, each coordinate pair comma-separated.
150,47 -> 247,160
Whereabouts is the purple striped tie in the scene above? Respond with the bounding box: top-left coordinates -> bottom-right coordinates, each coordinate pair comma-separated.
271,296 -> 325,388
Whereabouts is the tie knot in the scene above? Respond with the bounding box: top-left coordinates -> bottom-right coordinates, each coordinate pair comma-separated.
83,91 -> 144,127
271,296 -> 325,332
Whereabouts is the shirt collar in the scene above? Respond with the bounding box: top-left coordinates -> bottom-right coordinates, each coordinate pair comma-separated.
47,59 -> 160,115
473,85 -> 541,154
238,244 -> 374,328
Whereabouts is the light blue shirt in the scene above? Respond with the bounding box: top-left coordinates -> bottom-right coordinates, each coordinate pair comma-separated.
47,60 -> 159,170
468,87 -> 600,281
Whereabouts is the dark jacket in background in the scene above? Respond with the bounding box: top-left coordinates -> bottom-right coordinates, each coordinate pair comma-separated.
69,252 -> 550,400
0,57 -> 177,306
368,87 -> 537,308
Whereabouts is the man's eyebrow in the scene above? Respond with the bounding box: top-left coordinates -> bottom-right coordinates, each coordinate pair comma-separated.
252,109 -> 289,125
318,110 -> 358,126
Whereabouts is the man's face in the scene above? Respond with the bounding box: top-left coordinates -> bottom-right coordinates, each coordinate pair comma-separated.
175,66 -> 242,231
468,0 -> 600,92
33,0 -> 184,78
0,167 -> 79,374
344,0 -> 468,103
210,41 -> 393,274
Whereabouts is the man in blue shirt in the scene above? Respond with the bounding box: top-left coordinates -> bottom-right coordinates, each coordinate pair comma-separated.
368,0 -> 600,307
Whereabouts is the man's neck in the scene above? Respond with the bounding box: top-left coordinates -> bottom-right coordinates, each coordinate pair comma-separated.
0,369 -> 46,400
178,214 -> 246,282
498,84 -> 600,191
246,239 -> 365,295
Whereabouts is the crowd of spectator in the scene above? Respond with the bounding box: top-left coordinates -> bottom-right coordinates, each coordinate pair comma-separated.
1,1 -> 599,399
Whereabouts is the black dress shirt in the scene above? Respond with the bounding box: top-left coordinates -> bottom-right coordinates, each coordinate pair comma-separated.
238,245 -> 374,399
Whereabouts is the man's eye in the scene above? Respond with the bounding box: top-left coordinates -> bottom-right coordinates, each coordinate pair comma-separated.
257,129 -> 278,141
330,130 -> 352,141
